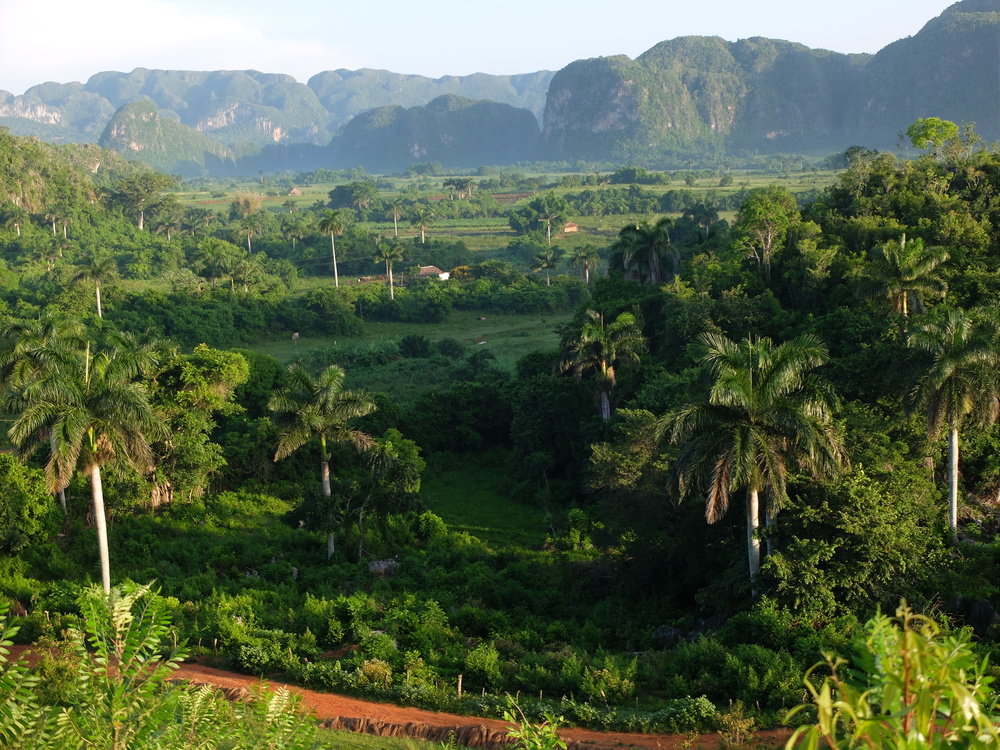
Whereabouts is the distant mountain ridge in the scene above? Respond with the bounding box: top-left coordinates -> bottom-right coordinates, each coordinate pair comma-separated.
0,0 -> 994,175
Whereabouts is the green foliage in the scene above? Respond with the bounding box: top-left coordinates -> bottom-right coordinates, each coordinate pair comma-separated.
763,469 -> 947,620
0,583 -> 323,749
906,117 -> 960,151
786,602 -> 1000,749
0,455 -> 60,552
504,705 -> 568,750
646,635 -> 805,711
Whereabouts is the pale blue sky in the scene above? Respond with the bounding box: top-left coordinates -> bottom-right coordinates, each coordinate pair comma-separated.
1,0 -> 958,95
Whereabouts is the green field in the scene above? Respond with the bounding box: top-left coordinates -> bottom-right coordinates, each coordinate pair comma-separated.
252,309 -> 571,373
171,168 -> 839,262
419,452 -> 548,549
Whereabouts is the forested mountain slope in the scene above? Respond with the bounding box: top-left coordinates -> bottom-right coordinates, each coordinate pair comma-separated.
0,0 -> 994,173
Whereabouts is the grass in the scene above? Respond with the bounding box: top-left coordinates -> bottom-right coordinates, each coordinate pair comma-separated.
315,727 -> 449,749
251,310 -> 571,374
419,451 -> 548,550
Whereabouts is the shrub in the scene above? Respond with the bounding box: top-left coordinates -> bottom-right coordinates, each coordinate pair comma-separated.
465,642 -> 503,691
0,583 -> 321,749
786,602 -> 1000,748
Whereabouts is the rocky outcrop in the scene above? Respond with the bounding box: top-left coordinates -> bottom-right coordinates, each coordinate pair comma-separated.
540,0 -> 997,161
98,100 -> 235,175
0,94 -> 63,124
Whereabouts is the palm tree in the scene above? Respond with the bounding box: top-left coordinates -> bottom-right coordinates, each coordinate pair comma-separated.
861,233 -> 948,327
232,254 -> 265,293
568,245 -> 600,284
281,213 -> 310,252
155,215 -> 182,242
561,310 -> 646,421
193,238 -> 235,289
538,211 -> 560,246
683,201 -> 720,241
318,209 -> 347,287
6,332 -> 165,593
0,314 -> 86,514
3,205 -> 27,237
908,308 -> 1000,538
410,205 -> 435,244
616,216 -> 675,284
239,212 -> 265,254
657,333 -> 846,588
531,247 -> 560,286
44,210 -> 59,236
269,365 -> 377,559
387,197 -> 406,237
32,243 -> 58,273
182,207 -> 215,238
72,253 -> 117,318
373,241 -> 406,300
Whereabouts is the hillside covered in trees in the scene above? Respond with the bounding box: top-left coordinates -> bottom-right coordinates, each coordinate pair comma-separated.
0,115 -> 999,744
0,0 -> 996,175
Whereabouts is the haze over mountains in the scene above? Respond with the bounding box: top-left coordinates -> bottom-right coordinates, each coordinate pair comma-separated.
1,0 -> 995,176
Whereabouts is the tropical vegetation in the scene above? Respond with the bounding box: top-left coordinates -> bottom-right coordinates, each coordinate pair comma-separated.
0,118 -> 997,747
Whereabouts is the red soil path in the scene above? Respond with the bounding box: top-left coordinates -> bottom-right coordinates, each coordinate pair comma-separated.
7,645 -> 791,749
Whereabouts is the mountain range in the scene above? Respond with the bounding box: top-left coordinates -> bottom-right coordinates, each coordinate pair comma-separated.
1,0 -> 995,176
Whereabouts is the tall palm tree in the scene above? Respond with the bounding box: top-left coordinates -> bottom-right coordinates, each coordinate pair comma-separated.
682,201 -> 720,241
318,209 -> 347,287
373,241 -> 406,300
616,216 -> 675,284
409,205 -> 434,244
531,247 -> 560,286
908,308 -> 1000,538
182,207 -> 215,238
232,254 -> 265,293
561,310 -> 646,420
861,233 -> 948,327
269,365 -> 377,559
568,245 -> 600,284
281,213 -> 310,252
3,205 -> 27,237
0,314 -> 86,514
44,210 -> 59,236
72,253 -> 117,318
239,212 -> 265,254
538,211 -> 560,246
387,197 -> 406,237
6,332 -> 165,593
657,333 -> 846,588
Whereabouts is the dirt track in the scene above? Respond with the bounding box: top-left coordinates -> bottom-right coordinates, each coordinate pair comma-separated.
8,645 -> 791,749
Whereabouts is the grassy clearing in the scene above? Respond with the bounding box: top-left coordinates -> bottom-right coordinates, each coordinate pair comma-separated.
420,451 -> 548,550
252,310 -> 570,372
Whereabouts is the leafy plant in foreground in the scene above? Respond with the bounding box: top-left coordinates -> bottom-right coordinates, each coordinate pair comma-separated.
785,601 -> 1000,749
0,582 -> 323,749
504,704 -> 568,750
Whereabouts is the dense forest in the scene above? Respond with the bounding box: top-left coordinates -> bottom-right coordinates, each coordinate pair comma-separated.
0,119 -> 999,748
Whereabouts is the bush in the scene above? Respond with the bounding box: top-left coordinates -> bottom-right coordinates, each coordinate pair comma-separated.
787,602 -> 1000,748
0,455 -> 61,553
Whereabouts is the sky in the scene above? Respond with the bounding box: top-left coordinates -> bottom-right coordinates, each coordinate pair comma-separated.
0,0 -> 958,95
